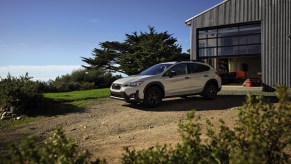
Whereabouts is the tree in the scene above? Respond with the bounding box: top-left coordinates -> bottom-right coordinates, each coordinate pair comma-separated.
82,26 -> 188,75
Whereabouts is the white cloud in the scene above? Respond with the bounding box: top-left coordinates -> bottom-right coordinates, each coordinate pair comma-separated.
0,65 -> 82,81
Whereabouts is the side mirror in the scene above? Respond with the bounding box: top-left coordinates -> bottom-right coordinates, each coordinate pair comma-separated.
169,71 -> 177,78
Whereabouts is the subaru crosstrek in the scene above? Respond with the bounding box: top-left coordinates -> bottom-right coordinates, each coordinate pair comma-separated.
110,61 -> 222,107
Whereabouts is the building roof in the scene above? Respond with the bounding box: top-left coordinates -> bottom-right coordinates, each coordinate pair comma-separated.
185,0 -> 229,26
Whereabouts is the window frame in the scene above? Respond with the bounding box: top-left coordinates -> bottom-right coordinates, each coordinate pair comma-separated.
165,63 -> 188,76
197,22 -> 261,58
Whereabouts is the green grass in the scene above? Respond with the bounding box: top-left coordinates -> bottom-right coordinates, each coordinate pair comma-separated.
1,88 -> 110,127
43,88 -> 110,109
44,88 -> 110,103
41,88 -> 110,115
0,116 -> 42,128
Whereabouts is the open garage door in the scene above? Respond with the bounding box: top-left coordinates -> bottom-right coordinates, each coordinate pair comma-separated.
197,23 -> 262,86
203,56 -> 262,86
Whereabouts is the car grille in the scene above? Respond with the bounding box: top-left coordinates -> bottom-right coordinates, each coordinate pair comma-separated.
110,92 -> 123,98
111,83 -> 121,90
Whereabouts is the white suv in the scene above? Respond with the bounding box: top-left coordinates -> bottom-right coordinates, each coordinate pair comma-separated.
110,61 -> 221,107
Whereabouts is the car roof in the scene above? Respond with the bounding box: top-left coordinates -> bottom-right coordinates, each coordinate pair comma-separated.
159,61 -> 214,71
160,61 -> 206,65
177,61 -> 214,68
177,61 -> 207,65
159,61 -> 177,65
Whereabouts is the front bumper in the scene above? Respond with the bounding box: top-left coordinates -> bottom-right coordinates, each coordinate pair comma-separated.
110,90 -> 141,102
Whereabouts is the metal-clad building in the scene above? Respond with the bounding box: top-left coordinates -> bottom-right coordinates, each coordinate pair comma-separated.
186,0 -> 291,89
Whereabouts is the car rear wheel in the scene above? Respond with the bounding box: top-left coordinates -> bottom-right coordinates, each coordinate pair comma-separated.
202,84 -> 217,100
144,87 -> 162,107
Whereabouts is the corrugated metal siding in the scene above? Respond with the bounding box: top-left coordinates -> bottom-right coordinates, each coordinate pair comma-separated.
189,0 -> 291,87
261,0 -> 291,87
190,0 -> 262,58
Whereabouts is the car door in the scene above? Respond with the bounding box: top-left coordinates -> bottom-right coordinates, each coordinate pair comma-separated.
187,63 -> 211,93
162,63 -> 192,96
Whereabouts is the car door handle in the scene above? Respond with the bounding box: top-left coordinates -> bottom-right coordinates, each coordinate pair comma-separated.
185,76 -> 190,79
204,75 -> 208,77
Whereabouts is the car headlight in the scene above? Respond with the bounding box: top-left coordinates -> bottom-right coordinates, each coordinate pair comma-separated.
126,81 -> 143,87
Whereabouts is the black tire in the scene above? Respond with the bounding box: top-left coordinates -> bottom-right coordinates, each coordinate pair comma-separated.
202,83 -> 217,100
144,87 -> 163,107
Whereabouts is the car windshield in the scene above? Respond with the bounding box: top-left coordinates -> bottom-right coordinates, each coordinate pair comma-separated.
139,63 -> 173,75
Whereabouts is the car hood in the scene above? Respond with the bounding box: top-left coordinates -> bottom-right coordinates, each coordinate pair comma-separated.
113,75 -> 153,84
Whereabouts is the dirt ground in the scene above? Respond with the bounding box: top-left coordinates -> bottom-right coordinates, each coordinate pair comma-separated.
0,95 -> 246,163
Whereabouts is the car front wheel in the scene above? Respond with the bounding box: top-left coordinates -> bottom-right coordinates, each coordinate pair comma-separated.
144,87 -> 162,107
202,84 -> 217,100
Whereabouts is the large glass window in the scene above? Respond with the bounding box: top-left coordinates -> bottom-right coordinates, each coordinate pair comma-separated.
218,37 -> 239,46
239,45 -> 261,54
198,23 -> 261,58
239,34 -> 261,45
218,27 -> 239,37
199,29 -> 217,39
218,46 -> 239,56
199,48 -> 217,57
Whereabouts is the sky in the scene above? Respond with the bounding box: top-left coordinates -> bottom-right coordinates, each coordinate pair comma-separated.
0,0 -> 223,81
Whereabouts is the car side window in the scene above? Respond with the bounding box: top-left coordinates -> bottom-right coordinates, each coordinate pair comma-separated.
170,64 -> 187,76
188,63 -> 210,73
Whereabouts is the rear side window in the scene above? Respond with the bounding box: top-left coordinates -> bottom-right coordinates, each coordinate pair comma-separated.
188,63 -> 210,73
170,64 -> 187,75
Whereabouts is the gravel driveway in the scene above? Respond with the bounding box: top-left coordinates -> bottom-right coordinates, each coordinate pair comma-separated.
0,95 -> 246,163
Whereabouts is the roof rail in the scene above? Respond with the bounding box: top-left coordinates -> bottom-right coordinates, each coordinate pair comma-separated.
192,59 -> 205,63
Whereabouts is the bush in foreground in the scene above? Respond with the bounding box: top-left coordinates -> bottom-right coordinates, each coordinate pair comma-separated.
0,129 -> 105,164
0,73 -> 43,114
122,86 -> 291,164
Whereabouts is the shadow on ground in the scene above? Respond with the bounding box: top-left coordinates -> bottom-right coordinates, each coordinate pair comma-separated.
32,98 -> 87,116
123,95 -> 278,112
0,98 -> 88,156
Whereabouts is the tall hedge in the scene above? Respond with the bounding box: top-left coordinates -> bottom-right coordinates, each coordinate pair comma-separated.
42,69 -> 121,93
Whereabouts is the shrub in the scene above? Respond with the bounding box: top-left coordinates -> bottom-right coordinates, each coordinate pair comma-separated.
230,86 -> 291,163
42,69 -> 122,92
121,85 -> 291,164
0,73 -> 43,114
0,129 -> 106,164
